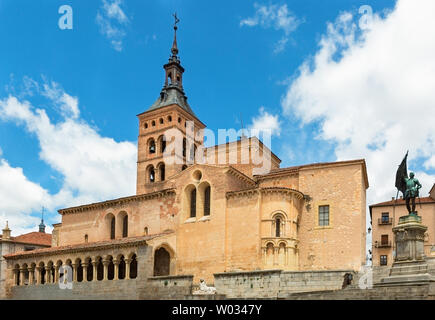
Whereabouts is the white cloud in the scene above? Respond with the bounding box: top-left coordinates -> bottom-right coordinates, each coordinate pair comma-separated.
42,81 -> 79,119
241,3 -> 301,53
250,107 -> 281,137
282,0 -> 435,207
0,79 -> 137,235
96,0 -> 130,52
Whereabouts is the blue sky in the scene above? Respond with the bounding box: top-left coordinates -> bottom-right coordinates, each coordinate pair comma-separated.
1,0 -> 434,237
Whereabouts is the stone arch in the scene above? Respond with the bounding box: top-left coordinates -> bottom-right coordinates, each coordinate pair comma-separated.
85,257 -> 93,281
106,255 -> 114,280
38,261 -> 46,285
153,248 -> 170,276
118,255 -> 126,280
21,263 -> 29,285
75,258 -> 83,282
129,254 -> 137,279
95,256 -> 103,281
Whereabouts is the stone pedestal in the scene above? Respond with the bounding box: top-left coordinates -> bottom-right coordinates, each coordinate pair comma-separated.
377,215 -> 435,287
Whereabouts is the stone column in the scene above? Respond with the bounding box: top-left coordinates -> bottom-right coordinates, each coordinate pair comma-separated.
125,258 -> 131,280
82,262 -> 88,282
92,261 -> 98,281
28,267 -> 34,285
113,260 -> 119,280
35,267 -> 41,285
54,265 -> 60,283
103,259 -> 109,281
44,266 -> 51,284
72,263 -> 77,282
19,268 -> 25,286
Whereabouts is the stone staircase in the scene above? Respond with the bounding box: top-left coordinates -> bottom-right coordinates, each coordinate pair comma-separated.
284,285 -> 434,300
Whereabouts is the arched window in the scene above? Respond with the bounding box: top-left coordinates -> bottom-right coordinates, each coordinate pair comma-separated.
76,259 -> 83,282
84,234 -> 88,243
144,227 -> 148,235
190,189 -> 197,218
154,248 -> 170,276
275,217 -> 281,237
204,186 -> 211,216
130,254 -> 137,279
110,217 -> 115,239
86,259 -> 93,281
122,215 -> 128,238
148,166 -> 155,183
96,257 -> 103,281
182,138 -> 186,157
157,135 -> 167,154
108,257 -> 114,280
118,256 -> 126,280
160,164 -> 165,181
149,139 -> 156,154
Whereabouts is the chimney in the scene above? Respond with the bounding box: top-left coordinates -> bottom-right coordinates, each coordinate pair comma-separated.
391,197 -> 395,201
2,221 -> 11,240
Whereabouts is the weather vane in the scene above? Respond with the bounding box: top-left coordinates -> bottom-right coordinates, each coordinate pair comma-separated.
173,12 -> 180,30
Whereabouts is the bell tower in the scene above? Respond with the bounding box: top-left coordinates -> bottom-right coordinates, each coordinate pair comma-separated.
136,14 -> 206,195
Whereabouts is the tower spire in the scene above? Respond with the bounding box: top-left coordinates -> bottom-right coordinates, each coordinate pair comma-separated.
39,207 -> 46,233
171,12 -> 180,56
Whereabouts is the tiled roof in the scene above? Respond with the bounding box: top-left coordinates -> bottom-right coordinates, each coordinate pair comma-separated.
4,230 -> 174,260
7,232 -> 52,246
369,196 -> 435,207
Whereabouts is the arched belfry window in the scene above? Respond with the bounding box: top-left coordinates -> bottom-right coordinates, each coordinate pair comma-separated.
148,166 -> 155,183
110,217 -> 115,239
160,136 -> 166,153
122,215 -> 128,238
190,189 -> 197,218
204,186 -> 211,216
149,139 -> 156,154
160,164 -> 165,181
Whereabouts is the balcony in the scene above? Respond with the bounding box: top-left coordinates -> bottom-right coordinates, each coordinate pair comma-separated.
378,218 -> 393,225
375,241 -> 392,248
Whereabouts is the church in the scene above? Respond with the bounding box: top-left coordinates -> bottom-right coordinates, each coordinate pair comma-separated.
2,22 -> 368,299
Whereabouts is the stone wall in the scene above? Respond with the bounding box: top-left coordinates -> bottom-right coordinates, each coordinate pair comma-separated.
214,269 -> 355,299
9,279 -> 141,300
139,275 -> 194,300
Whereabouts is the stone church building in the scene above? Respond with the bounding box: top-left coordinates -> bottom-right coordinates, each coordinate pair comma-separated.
2,25 -> 369,299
